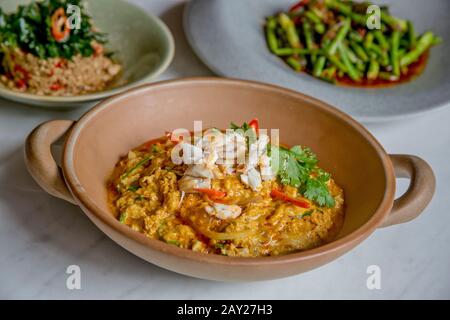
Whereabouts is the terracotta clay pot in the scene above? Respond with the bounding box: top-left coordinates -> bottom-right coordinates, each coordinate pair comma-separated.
24,78 -> 436,281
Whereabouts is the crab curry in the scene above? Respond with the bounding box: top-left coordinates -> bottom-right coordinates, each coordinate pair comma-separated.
108,119 -> 345,257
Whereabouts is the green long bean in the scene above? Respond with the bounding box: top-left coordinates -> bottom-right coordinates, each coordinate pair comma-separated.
313,56 -> 327,77
338,44 -> 361,81
303,20 -> 316,63
278,13 -> 301,48
407,20 -> 416,49
287,56 -> 303,71
266,18 -> 278,53
275,48 -> 322,56
350,42 -> 369,62
381,11 -> 407,32
374,30 -> 389,50
400,32 -> 435,67
327,18 -> 351,55
390,30 -> 401,76
367,59 -> 380,80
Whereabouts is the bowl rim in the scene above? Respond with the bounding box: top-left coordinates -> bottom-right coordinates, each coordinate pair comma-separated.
0,0 -> 175,104
62,77 -> 396,266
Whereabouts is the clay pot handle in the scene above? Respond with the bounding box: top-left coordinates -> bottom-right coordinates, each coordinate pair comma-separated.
380,154 -> 436,228
25,120 -> 77,205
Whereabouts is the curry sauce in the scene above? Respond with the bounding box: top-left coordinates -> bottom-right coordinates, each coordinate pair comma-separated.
108,129 -> 345,257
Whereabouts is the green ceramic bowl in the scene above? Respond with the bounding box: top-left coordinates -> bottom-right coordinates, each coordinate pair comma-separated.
0,0 -> 175,108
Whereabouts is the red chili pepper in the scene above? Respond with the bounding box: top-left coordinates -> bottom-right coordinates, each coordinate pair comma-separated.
289,0 -> 309,12
91,42 -> 104,56
293,15 -> 303,25
270,189 -> 310,208
54,60 -> 66,68
51,7 -> 70,42
357,28 -> 367,38
14,65 -> 30,80
195,189 -> 227,200
50,83 -> 63,91
248,118 -> 260,135
15,79 -> 27,89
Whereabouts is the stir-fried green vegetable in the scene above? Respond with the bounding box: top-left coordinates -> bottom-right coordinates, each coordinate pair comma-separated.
0,0 -> 107,60
265,0 -> 441,85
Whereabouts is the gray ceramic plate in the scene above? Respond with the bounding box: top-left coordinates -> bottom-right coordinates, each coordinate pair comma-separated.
0,0 -> 175,108
184,0 -> 450,122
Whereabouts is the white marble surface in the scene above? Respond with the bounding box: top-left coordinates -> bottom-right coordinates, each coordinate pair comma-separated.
0,0 -> 449,300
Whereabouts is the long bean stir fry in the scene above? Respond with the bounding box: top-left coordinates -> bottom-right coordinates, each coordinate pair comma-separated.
265,0 -> 441,85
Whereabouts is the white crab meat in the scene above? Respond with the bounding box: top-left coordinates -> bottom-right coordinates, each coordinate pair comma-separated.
241,166 -> 262,191
240,173 -> 249,185
180,143 -> 203,164
185,164 -> 215,179
200,130 -> 225,151
259,154 -> 276,181
247,143 -> 259,168
257,133 -> 270,156
235,143 -> 247,164
220,132 -> 246,164
220,164 -> 236,175
246,167 -> 262,190
203,149 -> 219,167
178,176 -> 211,192
205,203 -> 242,220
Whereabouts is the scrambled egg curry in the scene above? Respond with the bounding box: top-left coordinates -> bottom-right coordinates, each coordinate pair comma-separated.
108,120 -> 345,257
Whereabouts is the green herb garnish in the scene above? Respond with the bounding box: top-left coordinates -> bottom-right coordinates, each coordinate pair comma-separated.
152,144 -> 162,154
166,240 -> 180,247
0,0 -> 108,59
299,210 -> 314,218
301,169 -> 335,208
121,156 -> 153,180
272,145 -> 335,208
231,122 -> 251,132
119,212 -> 127,223
215,242 -> 226,249
127,185 -> 140,192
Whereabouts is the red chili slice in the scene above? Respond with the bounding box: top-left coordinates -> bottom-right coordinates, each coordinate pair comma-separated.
289,0 -> 309,12
14,65 -> 30,80
270,189 -> 310,208
54,60 -> 66,69
248,118 -> 260,135
50,83 -> 63,91
51,8 -> 70,42
15,79 -> 27,89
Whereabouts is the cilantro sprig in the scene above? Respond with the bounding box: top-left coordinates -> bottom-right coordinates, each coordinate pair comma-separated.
272,145 -> 335,208
230,122 -> 251,132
